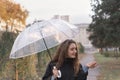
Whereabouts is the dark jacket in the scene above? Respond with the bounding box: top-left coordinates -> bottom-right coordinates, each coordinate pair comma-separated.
42,58 -> 88,80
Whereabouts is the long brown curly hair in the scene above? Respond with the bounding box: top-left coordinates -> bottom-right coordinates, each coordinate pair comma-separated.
52,39 -> 80,75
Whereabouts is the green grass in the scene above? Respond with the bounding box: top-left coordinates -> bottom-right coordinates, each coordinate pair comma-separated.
94,53 -> 120,80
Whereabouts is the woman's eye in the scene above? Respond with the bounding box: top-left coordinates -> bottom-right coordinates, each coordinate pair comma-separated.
70,48 -> 74,51
71,48 -> 76,51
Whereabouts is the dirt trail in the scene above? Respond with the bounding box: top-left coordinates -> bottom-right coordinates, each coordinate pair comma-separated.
80,51 -> 100,80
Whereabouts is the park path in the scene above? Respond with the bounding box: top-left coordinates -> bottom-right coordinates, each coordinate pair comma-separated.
80,49 -> 100,80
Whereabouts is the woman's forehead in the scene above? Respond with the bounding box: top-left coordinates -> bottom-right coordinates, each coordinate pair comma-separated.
69,43 -> 77,47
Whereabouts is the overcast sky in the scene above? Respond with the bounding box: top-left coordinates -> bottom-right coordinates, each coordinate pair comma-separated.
15,0 -> 93,24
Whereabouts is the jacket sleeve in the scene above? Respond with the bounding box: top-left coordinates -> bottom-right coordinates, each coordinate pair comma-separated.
42,62 -> 53,80
82,65 -> 89,73
82,65 -> 88,80
77,64 -> 88,80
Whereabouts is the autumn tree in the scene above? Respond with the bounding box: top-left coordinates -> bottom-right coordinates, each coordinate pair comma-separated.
0,0 -> 38,79
0,0 -> 28,32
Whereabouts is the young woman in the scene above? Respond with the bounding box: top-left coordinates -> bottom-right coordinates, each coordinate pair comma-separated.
42,39 -> 96,80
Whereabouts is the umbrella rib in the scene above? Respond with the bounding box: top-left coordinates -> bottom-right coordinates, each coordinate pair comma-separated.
48,20 -> 74,38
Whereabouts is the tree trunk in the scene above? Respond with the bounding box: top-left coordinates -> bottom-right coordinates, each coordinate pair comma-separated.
15,60 -> 18,80
16,69 -> 18,80
99,48 -> 103,54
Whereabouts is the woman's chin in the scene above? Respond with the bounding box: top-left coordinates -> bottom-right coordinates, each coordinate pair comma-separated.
69,56 -> 76,58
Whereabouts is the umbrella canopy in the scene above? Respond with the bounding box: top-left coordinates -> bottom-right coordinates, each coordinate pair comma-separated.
10,19 -> 79,59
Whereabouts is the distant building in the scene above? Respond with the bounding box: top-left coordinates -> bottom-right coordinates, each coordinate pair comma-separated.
52,15 -> 60,19
52,15 -> 69,22
74,23 -> 92,48
60,15 -> 69,22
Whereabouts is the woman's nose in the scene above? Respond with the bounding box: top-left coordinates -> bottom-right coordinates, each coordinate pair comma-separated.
74,49 -> 77,53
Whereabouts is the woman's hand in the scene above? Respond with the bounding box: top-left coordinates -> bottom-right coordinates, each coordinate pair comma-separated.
86,61 -> 97,68
52,66 -> 59,78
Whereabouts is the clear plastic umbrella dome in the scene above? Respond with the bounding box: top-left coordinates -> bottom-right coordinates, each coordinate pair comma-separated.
10,19 -> 79,59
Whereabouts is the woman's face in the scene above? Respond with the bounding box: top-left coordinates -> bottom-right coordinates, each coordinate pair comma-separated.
67,43 -> 77,58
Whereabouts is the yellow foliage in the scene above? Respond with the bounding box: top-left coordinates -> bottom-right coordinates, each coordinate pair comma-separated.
0,0 -> 28,32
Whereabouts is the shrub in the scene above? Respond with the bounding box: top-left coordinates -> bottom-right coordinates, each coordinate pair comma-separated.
79,43 -> 84,53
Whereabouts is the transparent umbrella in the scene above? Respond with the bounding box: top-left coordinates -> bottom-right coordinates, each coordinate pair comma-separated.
9,19 -> 79,59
